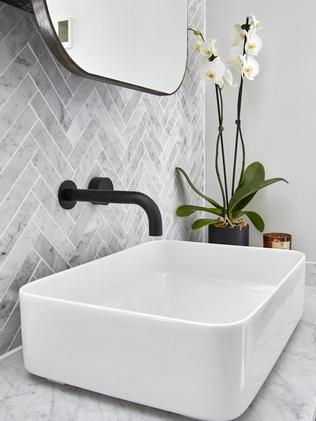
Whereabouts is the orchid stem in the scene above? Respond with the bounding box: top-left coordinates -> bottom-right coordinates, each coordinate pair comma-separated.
215,84 -> 229,212
231,17 -> 249,197
188,27 -> 205,42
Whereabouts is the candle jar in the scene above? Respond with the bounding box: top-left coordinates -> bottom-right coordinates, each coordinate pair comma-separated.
263,233 -> 292,250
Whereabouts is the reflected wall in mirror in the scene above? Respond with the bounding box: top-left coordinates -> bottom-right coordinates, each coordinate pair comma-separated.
32,0 -> 188,95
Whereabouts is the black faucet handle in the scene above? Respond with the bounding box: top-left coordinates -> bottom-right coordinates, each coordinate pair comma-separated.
88,177 -> 114,205
58,180 -> 77,210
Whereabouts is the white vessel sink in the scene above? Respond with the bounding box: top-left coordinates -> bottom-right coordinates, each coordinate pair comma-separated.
20,240 -> 305,421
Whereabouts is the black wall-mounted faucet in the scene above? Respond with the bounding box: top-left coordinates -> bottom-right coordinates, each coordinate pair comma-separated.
58,178 -> 163,237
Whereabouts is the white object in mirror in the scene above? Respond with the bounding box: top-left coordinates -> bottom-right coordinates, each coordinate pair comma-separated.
57,17 -> 72,49
33,0 -> 188,95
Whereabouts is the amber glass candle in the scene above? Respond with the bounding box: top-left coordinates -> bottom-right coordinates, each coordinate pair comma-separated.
263,233 -> 292,250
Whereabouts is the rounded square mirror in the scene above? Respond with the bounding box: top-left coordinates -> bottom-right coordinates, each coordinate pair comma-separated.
32,0 -> 188,95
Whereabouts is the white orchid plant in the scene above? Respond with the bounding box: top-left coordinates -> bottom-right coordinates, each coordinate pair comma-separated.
176,16 -> 287,233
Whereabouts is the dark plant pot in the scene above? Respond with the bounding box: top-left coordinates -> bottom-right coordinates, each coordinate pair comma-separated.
208,225 -> 249,246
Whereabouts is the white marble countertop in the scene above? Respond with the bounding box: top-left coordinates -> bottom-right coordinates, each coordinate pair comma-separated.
1,265 -> 316,421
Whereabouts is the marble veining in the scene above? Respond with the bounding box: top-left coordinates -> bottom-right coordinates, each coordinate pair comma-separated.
0,265 -> 316,421
0,0 -> 205,356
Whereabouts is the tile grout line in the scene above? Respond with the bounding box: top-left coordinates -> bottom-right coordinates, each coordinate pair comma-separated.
6,326 -> 21,353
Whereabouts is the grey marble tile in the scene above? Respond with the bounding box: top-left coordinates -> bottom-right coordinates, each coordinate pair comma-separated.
98,196 -> 126,233
66,72 -> 83,95
97,123 -> 124,163
69,223 -> 101,268
122,91 -> 143,124
32,206 -> 75,264
69,204 -> 100,246
31,93 -> 73,157
68,116 -> 101,170
96,84 -> 125,134
0,3 -> 23,43
66,78 -> 96,120
32,177 -> 75,237
0,105 -> 37,172
8,327 -> 21,351
81,231 -> 103,265
31,121 -> 73,179
125,141 -> 145,179
73,138 -> 102,187
68,162 -> 101,223
128,160 -> 146,193
30,62 -> 72,131
0,75 -> 36,139
97,150 -> 121,187
141,114 -> 163,156
0,222 -> 40,299
0,162 -> 37,234
0,192 -> 39,268
0,15 -> 34,74
0,133 -> 38,201
106,84 -> 125,112
50,51 -> 70,81
33,234 -> 69,273
29,33 -> 72,105
66,89 -> 103,145
142,95 -> 163,137
0,44 -> 36,107
122,121 -> 146,167
122,101 -> 146,140
31,149 -> 63,194
33,258 -> 54,280
0,249 -> 39,330
306,263 -> 316,287
0,300 -> 20,354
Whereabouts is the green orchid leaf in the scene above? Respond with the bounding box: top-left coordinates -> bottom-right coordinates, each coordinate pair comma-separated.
229,177 -> 288,213
237,162 -> 265,189
243,211 -> 265,232
230,193 -> 257,214
231,162 -> 266,212
176,205 -> 224,218
231,210 -> 244,220
176,167 -> 222,209
191,219 -> 219,230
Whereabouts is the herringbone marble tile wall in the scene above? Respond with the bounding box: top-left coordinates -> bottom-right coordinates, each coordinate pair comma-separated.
0,0 -> 205,355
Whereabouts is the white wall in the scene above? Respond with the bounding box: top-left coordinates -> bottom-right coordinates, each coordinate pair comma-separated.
205,0 -> 316,260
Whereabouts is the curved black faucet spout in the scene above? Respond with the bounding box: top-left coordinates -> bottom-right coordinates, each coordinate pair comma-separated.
58,178 -> 163,237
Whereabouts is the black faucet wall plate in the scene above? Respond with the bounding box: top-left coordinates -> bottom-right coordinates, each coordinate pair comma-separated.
58,180 -> 77,210
58,178 -> 113,210
88,177 -> 114,205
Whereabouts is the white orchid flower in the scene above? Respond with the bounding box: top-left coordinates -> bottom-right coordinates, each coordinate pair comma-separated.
250,15 -> 263,31
200,39 -> 218,59
231,24 -> 245,46
201,57 -> 226,85
240,55 -> 260,80
218,68 -> 236,89
227,45 -> 243,71
245,29 -> 263,56
224,68 -> 235,87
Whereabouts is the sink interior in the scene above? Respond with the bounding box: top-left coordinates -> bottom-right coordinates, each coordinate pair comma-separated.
23,240 -> 304,325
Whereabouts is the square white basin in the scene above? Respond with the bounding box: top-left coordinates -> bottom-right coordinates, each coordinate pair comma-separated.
20,240 -> 305,421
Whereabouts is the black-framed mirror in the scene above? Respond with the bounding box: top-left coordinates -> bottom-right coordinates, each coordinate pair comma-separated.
27,0 -> 188,95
